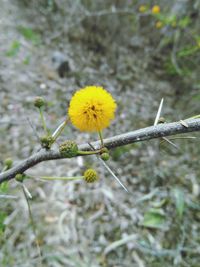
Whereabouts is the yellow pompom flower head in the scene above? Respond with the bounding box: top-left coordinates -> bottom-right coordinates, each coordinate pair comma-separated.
139,5 -> 148,13
155,21 -> 163,29
84,168 -> 99,183
152,5 -> 160,14
68,85 -> 117,148
68,86 -> 117,132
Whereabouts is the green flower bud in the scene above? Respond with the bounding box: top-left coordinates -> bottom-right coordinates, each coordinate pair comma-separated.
100,152 -> 110,161
84,169 -> 99,183
158,117 -> 166,124
34,96 -> 45,108
15,173 -> 25,183
40,135 -> 54,149
4,158 -> 13,169
100,147 -> 109,154
59,141 -> 78,158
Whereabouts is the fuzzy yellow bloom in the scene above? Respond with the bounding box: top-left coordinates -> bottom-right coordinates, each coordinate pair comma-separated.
155,21 -> 163,29
152,5 -> 160,14
84,168 -> 99,183
139,5 -> 148,13
68,86 -> 117,132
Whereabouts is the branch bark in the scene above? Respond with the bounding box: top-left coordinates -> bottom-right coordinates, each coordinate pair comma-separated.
0,118 -> 200,184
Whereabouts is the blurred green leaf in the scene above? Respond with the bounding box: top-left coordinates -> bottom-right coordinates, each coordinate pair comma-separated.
177,46 -> 198,57
164,59 -> 180,75
23,55 -> 30,65
154,13 -> 176,26
141,208 -> 166,229
152,198 -> 168,208
0,212 -> 7,235
18,26 -> 41,45
6,40 -> 20,57
0,182 -> 8,193
165,14 -> 176,25
164,58 -> 192,76
172,187 -> 185,219
192,93 -> 200,101
178,16 -> 191,28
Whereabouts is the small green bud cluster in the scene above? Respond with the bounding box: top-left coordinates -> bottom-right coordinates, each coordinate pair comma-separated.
101,153 -> 110,161
84,169 -> 99,183
4,158 -> 13,169
40,135 -> 54,149
34,96 -> 45,109
100,147 -> 110,161
15,173 -> 26,183
59,140 -> 78,158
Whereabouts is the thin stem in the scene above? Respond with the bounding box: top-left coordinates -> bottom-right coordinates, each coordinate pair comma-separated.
186,114 -> 200,120
78,149 -> 101,155
35,176 -> 84,181
22,185 -> 43,267
39,108 -> 48,134
98,130 -> 104,148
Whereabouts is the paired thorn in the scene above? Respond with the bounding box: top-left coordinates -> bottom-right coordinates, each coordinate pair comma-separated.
155,98 -> 180,150
88,142 -> 129,193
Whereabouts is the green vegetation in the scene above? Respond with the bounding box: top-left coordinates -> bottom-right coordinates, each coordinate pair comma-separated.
6,40 -> 21,57
18,26 -> 41,45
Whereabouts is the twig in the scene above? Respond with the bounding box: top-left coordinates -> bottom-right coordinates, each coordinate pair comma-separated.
0,118 -> 200,184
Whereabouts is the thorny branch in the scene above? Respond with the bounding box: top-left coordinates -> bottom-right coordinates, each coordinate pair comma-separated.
0,118 -> 200,184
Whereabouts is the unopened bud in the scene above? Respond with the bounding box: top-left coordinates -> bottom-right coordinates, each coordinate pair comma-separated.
34,96 -> 45,108
15,173 -> 25,183
40,135 -> 54,149
59,140 -> 78,157
4,158 -> 13,169
100,147 -> 109,154
101,152 -> 110,161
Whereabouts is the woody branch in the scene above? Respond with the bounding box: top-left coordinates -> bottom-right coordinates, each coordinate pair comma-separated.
0,118 -> 200,184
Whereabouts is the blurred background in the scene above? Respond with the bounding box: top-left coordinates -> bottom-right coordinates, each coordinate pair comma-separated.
0,0 -> 200,266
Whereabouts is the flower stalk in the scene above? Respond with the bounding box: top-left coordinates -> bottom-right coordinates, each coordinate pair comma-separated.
78,149 -> 101,155
37,176 -> 84,181
98,130 -> 104,148
39,108 -> 48,134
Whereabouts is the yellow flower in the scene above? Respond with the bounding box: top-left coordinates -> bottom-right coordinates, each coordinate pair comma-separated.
68,86 -> 117,132
152,5 -> 160,14
84,168 -> 99,183
155,21 -> 163,29
139,5 -> 148,13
